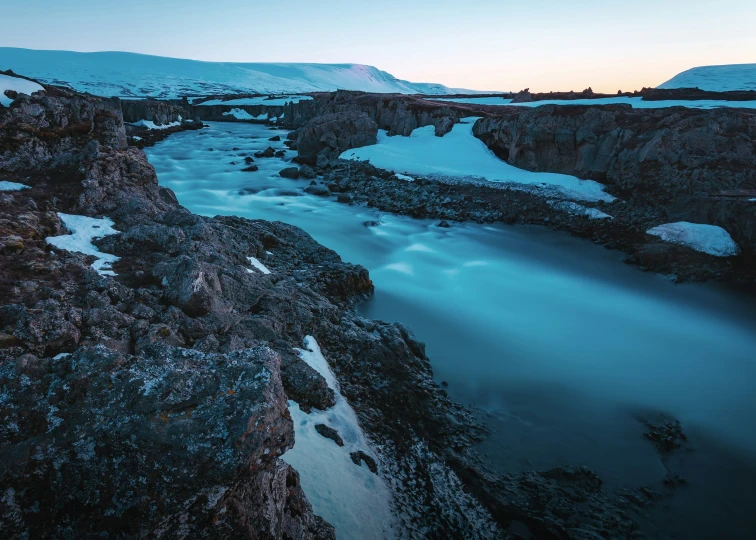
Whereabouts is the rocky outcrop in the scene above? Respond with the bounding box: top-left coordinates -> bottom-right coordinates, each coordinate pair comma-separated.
120,98 -> 188,125
473,105 -> 756,253
296,111 -> 378,166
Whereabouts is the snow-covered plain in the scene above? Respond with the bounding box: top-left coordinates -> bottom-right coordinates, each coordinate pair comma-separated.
199,95 -> 313,107
647,222 -> 740,257
340,118 -> 613,202
429,95 -> 756,109
0,47 -> 468,98
282,337 -> 395,539
0,181 -> 30,191
46,213 -> 120,275
0,73 -> 44,107
659,64 -> 756,92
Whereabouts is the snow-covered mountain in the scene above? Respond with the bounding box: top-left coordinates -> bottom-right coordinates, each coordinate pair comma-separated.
659,64 -> 756,92
0,47 -> 470,98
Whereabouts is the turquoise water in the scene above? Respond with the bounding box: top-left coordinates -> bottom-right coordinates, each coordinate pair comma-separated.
147,122 -> 756,535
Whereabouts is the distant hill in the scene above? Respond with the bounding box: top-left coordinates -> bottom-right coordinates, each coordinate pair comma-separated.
659,63 -> 756,92
0,47 -> 477,98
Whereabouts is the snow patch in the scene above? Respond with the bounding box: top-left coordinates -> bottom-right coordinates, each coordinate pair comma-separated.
0,73 -> 44,107
549,200 -> 613,220
341,118 -> 613,202
647,222 -> 740,257
130,117 -> 182,130
200,95 -> 313,107
222,108 -> 254,120
247,256 -> 271,274
46,213 -> 120,275
394,173 -> 414,182
0,181 -> 30,191
282,336 -> 395,539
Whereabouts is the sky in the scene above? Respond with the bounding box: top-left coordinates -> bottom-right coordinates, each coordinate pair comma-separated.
1,0 -> 754,92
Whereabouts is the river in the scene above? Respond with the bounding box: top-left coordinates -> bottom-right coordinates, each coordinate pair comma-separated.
146,121 -> 756,538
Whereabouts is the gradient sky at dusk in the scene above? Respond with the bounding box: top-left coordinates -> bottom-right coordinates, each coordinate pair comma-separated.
1,0 -> 754,92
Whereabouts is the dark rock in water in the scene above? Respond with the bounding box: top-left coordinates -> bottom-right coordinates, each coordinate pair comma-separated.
279,167 -> 300,179
350,450 -> 378,473
244,156 -> 255,163
242,165 -> 259,172
229,161 -> 238,165
254,147 -> 276,158
269,135 -> 281,141
304,184 -> 331,197
363,221 -> 381,228
287,130 -> 298,140
437,220 -> 451,228
299,164 -> 317,179
275,150 -> 286,157
315,424 -> 344,446
640,413 -> 688,455
337,193 -> 353,204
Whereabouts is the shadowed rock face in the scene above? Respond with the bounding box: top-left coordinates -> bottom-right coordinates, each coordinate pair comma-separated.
472,105 -> 756,253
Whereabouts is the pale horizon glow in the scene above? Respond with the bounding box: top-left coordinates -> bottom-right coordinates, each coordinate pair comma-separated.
1,0 -> 754,92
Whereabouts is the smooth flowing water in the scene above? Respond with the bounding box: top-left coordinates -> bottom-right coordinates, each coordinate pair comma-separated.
147,122 -> 756,537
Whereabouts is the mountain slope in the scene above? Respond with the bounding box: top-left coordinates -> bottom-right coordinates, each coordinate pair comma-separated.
0,47 -> 468,97
659,63 -> 756,92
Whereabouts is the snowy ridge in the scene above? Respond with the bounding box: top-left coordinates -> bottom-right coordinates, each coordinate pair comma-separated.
659,64 -> 756,92
0,47 -> 469,98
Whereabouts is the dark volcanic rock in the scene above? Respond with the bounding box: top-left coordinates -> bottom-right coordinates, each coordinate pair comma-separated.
242,165 -> 259,172
296,111 -> 378,166
315,423 -> 344,446
280,167 -> 300,179
350,450 -> 378,473
254,147 -> 276,158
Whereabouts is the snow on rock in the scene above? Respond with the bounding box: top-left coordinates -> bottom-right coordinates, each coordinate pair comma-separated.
0,181 -> 30,191
129,116 -> 182,130
548,200 -> 613,220
0,73 -> 44,107
433,95 -> 756,110
646,222 -> 740,257
222,108 -> 254,120
659,64 -> 756,92
394,173 -> 414,182
0,47 -> 471,98
200,95 -> 313,107
246,256 -> 271,275
46,213 -> 120,275
341,118 -> 614,202
282,336 -> 396,539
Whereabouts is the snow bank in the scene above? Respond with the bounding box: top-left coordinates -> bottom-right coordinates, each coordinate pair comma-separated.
0,47 -> 470,98
646,222 -> 740,257
200,95 -> 313,107
0,73 -> 44,107
341,118 -> 613,202
432,95 -> 756,110
549,200 -> 613,220
247,256 -> 271,274
282,336 -> 395,539
130,116 -> 182,130
0,181 -> 30,191
222,108 -> 253,120
659,64 -> 756,92
46,213 -> 120,275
